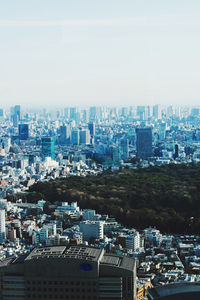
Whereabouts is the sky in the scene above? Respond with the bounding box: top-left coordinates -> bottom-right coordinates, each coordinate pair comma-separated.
0,0 -> 200,108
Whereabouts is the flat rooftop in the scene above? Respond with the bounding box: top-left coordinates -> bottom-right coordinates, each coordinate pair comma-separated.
148,283 -> 200,299
0,246 -> 135,272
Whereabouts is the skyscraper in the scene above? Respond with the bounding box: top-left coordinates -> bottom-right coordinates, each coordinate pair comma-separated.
14,105 -> 21,120
59,125 -> 70,145
0,109 -> 4,118
88,122 -> 96,137
71,129 -> 79,145
153,104 -> 162,119
136,127 -> 152,159
41,137 -> 55,161
136,106 -> 148,121
0,210 -> 6,243
79,129 -> 90,145
69,107 -> 77,120
120,139 -> 129,161
19,124 -> 29,140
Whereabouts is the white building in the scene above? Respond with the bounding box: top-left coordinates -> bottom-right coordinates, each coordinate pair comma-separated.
80,221 -> 104,241
0,210 -> 6,243
40,228 -> 48,243
144,227 -> 162,246
125,232 -> 140,252
55,202 -> 80,217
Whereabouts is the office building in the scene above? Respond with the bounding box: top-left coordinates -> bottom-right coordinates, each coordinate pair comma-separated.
88,122 -> 96,137
80,220 -> 104,241
71,129 -> 79,145
41,137 -> 55,161
59,125 -> 70,145
159,123 -> 166,140
19,124 -> 29,140
0,245 -> 136,300
14,105 -> 21,120
70,107 -> 77,120
174,144 -> 179,159
89,107 -> 100,122
136,106 -> 148,121
120,139 -> 129,161
136,128 -> 152,159
64,107 -> 69,119
0,210 -> 5,244
113,146 -> 121,162
80,129 -> 90,145
153,104 -> 162,119
0,109 -> 4,118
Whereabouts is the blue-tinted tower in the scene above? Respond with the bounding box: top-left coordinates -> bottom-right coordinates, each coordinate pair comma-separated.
19,124 -> 29,140
41,137 -> 55,161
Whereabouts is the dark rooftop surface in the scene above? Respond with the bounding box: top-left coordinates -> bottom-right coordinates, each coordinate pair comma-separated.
0,246 -> 135,272
148,283 -> 200,299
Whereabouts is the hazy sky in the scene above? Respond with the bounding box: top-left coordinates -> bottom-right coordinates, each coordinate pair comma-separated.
1,0 -> 200,108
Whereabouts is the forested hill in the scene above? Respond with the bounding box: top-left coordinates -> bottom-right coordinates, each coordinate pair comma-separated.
22,163 -> 200,233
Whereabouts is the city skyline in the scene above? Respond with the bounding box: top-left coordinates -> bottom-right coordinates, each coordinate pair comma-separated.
1,0 -> 200,107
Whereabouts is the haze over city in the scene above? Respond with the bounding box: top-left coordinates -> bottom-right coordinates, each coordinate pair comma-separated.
1,0 -> 200,107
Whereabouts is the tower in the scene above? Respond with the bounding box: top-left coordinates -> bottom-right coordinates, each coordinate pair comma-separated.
41,137 -> 55,161
79,129 -> 90,145
0,210 -> 6,243
136,128 -> 152,158
19,124 -> 29,140
71,129 -> 79,145
120,139 -> 129,161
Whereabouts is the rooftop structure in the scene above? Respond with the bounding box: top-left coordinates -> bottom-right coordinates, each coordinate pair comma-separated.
0,245 -> 136,300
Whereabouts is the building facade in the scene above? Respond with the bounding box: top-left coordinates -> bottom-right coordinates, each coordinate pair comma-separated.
41,137 -> 55,161
136,128 -> 152,159
0,245 -> 136,300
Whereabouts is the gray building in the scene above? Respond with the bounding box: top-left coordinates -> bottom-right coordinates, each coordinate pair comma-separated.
0,245 -> 136,300
136,127 -> 152,159
147,282 -> 200,299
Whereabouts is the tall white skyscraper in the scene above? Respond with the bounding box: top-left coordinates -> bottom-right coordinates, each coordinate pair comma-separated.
0,210 -> 6,243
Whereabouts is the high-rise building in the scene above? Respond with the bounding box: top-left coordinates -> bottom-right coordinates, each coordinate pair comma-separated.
64,107 -> 69,119
14,105 -> 21,120
0,210 -> 6,243
0,245 -> 136,300
19,124 -> 29,140
82,109 -> 89,123
174,144 -> 179,159
71,129 -> 79,145
112,146 -> 120,162
89,106 -> 100,122
88,122 -> 96,137
79,129 -> 90,145
153,104 -> 162,119
0,137 -> 11,153
0,109 -> 4,118
59,125 -> 70,145
121,107 -> 128,117
159,123 -> 166,140
70,107 -> 77,120
120,139 -> 129,161
136,128 -> 152,159
136,106 -> 148,121
41,137 -> 55,161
